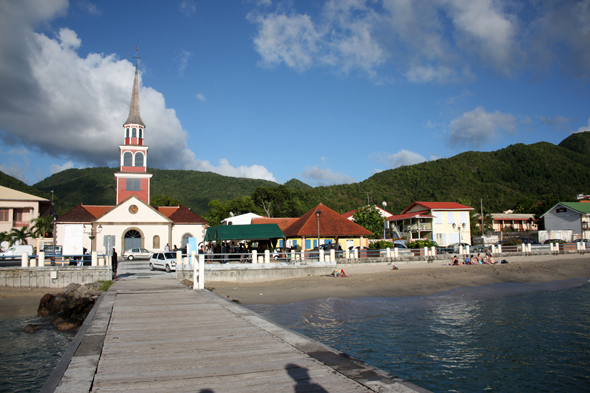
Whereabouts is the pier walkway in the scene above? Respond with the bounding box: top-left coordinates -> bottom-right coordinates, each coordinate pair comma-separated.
44,261 -> 428,392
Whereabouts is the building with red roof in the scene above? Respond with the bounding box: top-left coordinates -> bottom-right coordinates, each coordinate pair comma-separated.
55,62 -> 207,255
254,204 -> 373,250
387,201 -> 473,246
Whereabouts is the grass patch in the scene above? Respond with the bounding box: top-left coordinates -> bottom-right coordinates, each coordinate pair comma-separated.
97,280 -> 113,291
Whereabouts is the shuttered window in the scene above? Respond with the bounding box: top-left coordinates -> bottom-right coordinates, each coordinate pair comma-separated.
126,178 -> 141,191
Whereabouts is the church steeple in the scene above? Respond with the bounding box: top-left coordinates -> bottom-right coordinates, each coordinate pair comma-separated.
115,48 -> 152,206
124,65 -> 145,127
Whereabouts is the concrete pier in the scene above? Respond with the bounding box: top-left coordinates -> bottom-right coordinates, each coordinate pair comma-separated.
44,275 -> 428,392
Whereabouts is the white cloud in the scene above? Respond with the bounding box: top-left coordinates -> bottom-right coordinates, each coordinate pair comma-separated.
78,1 -> 101,16
577,118 -> 590,133
248,1 -> 590,82
373,149 -> 427,169
0,0 -> 276,183
179,1 -> 196,16
196,93 -> 206,102
176,50 -> 192,75
301,165 -> 355,186
448,106 -> 517,148
0,163 -> 28,183
537,115 -> 572,126
50,161 -> 75,175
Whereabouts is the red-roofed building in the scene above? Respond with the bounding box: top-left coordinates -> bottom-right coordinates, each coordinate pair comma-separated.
254,204 -> 372,250
388,201 -> 473,246
342,205 -> 393,221
55,64 -> 207,255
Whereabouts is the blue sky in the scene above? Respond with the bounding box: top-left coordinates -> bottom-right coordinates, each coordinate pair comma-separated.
0,0 -> 589,187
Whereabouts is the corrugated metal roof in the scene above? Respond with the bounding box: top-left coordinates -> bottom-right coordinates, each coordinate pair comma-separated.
0,185 -> 49,202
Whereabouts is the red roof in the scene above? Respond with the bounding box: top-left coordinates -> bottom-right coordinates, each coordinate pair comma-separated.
251,217 -> 299,231
401,201 -> 473,214
159,206 -> 207,224
387,210 -> 435,221
57,204 -> 114,223
283,203 -> 373,238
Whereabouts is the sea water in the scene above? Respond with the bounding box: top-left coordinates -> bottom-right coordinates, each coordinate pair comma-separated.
248,279 -> 590,393
0,316 -> 73,392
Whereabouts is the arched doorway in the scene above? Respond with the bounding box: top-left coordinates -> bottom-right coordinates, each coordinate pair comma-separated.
124,229 -> 142,251
182,233 -> 193,248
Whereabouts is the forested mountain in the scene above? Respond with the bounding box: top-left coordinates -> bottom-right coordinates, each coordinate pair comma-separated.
1,132 -> 589,220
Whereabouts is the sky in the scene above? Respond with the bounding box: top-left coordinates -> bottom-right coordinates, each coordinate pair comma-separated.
0,0 -> 589,187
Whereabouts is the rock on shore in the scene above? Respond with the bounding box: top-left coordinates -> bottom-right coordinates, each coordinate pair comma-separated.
30,283 -> 104,332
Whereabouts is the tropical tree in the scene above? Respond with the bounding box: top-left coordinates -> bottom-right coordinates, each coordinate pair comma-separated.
30,215 -> 54,238
8,226 -> 31,246
352,206 -> 383,239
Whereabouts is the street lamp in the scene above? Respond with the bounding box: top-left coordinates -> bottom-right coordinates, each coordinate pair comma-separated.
83,224 -> 103,252
452,223 -> 466,243
382,201 -> 387,239
51,213 -> 58,266
316,210 -> 321,249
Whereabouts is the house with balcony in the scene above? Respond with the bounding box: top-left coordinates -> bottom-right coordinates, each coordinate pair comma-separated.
387,202 -> 473,246
541,202 -> 590,240
0,185 -> 51,246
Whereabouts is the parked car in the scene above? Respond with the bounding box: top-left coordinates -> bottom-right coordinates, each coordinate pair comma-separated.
149,252 -> 177,272
543,239 -> 567,244
519,238 -> 540,245
123,248 -> 152,260
0,245 -> 34,260
440,243 -> 471,254
573,239 -> 590,245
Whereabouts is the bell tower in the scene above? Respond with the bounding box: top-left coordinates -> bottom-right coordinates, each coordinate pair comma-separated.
114,49 -> 152,205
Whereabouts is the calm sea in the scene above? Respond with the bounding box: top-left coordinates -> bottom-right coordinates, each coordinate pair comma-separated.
0,316 -> 73,392
248,279 -> 590,393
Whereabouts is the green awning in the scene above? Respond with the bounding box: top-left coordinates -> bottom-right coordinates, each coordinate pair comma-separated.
204,224 -> 285,243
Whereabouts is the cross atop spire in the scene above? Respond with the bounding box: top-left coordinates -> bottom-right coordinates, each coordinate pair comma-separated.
124,47 -> 145,127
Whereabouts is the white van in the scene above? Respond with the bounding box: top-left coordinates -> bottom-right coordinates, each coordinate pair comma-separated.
0,245 -> 34,259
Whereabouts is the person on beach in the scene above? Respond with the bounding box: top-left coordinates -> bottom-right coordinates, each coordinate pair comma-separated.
464,255 -> 471,265
486,250 -> 496,264
112,247 -> 118,280
452,255 -> 459,265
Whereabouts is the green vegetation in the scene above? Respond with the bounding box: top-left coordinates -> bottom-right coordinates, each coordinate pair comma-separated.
97,280 -> 113,291
1,132 -> 590,224
368,240 -> 396,249
406,239 -> 438,248
352,205 -> 383,238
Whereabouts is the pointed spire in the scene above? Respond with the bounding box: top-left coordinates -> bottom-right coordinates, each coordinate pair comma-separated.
124,63 -> 145,127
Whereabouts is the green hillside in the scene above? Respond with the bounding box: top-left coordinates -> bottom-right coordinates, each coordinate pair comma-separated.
2,132 -> 589,220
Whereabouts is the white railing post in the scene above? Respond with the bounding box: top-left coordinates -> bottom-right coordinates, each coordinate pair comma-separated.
39,251 -> 45,267
386,248 -> 391,258
252,250 -> 257,264
394,247 -> 399,258
291,251 -> 296,263
459,245 -> 463,255
345,248 -> 350,259
191,251 -> 197,289
330,249 -> 335,262
176,251 -> 182,268
198,253 -> 205,289
21,253 -> 29,267
264,249 -> 270,263
466,246 -> 470,255
549,243 -> 554,252
91,251 -> 98,266
354,248 -> 359,259
30,257 -> 37,267
319,249 -> 324,262
431,246 -> 436,256
498,245 -> 502,254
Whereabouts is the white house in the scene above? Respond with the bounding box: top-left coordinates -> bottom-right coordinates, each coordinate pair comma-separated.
541,202 -> 590,240
0,185 -> 51,246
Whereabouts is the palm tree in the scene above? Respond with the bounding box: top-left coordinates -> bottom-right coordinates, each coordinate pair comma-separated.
9,227 -> 31,246
30,215 -> 54,238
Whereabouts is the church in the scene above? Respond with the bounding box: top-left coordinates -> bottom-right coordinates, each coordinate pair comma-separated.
56,63 -> 207,256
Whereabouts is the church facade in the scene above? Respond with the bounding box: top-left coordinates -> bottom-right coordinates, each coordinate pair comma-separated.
56,63 -> 207,255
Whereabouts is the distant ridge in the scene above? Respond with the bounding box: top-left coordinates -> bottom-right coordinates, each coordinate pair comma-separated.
1,132 -> 589,217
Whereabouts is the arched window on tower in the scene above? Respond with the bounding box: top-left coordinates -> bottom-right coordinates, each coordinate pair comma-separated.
123,152 -> 132,166
139,129 -> 143,139
132,127 -> 137,138
134,152 -> 144,167
126,128 -> 130,138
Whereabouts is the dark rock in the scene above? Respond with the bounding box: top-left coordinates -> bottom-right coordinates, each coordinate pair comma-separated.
56,318 -> 80,331
37,293 -> 54,317
23,324 -> 42,333
47,295 -> 67,314
62,283 -> 81,296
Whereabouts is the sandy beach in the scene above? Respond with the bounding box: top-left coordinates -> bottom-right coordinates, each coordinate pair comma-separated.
0,287 -> 58,320
208,255 -> 590,305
